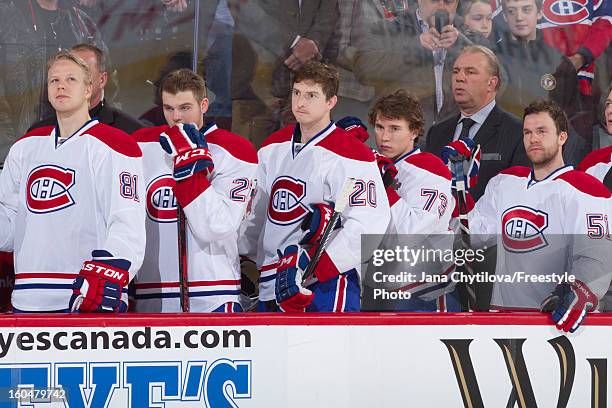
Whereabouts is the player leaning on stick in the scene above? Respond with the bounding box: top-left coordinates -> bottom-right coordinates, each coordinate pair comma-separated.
462,99 -> 612,332
132,69 -> 257,312
0,51 -> 145,312
239,61 -> 390,312
344,90 -> 459,311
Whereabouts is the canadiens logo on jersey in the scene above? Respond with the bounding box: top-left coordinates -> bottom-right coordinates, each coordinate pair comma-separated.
268,176 -> 308,225
502,206 -> 549,252
146,175 -> 177,223
542,0 -> 591,24
26,165 -> 76,214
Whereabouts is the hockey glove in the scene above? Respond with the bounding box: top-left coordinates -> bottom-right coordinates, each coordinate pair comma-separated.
275,246 -> 314,312
299,203 -> 341,246
452,191 -> 475,218
441,138 -> 481,190
540,279 -> 598,333
159,123 -> 214,181
373,151 -> 401,205
70,250 -> 130,313
336,116 -> 369,143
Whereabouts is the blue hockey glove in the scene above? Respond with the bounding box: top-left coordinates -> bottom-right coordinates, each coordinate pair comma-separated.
441,138 -> 481,190
336,116 -> 369,143
299,203 -> 341,246
275,246 -> 314,312
160,123 -> 214,181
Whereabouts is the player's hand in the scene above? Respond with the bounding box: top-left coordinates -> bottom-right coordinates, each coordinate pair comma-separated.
541,280 -> 599,333
442,138 -> 481,190
420,28 -> 441,50
439,25 -> 459,49
336,116 -> 369,143
373,151 -> 398,188
300,203 -> 341,245
275,246 -> 314,312
70,251 -> 130,313
160,123 -> 214,181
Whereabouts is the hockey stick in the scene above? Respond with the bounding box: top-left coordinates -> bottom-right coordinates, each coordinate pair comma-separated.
302,178 -> 357,286
449,148 -> 479,311
177,205 -> 190,312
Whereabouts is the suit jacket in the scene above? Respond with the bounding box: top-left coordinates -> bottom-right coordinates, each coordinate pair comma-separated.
424,105 -> 529,200
28,100 -> 144,135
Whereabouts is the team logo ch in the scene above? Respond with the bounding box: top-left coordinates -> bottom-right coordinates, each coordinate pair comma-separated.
443,336 -> 606,408
268,176 -> 308,225
26,165 -> 76,214
146,175 -> 177,223
542,0 -> 592,25
502,206 -> 549,252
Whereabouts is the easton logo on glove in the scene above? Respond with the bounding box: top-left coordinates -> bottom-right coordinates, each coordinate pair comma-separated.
81,261 -> 128,285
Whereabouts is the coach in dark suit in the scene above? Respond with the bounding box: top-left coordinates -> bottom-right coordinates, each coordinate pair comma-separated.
425,45 -> 528,200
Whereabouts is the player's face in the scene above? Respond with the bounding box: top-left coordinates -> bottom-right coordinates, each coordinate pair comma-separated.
452,52 -> 497,114
71,49 -> 107,108
162,90 -> 208,129
418,0 -> 458,25
374,116 -> 418,160
291,80 -> 337,127
464,2 -> 493,37
503,0 -> 541,41
523,112 -> 567,165
47,59 -> 92,114
604,89 -> 612,134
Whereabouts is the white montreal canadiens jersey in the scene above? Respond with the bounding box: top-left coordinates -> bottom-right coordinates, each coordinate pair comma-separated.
577,145 -> 612,183
133,124 -> 258,312
239,123 -> 391,301
0,120 -> 146,311
469,166 -> 612,309
381,148 -> 456,299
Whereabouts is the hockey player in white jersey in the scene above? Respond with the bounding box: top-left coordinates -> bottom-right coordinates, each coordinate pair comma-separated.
240,61 -> 390,312
359,90 -> 458,311
577,146 -> 612,186
0,51 -> 145,312
463,100 -> 612,332
133,69 -> 258,312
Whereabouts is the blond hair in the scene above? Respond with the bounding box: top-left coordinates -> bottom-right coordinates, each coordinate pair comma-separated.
46,50 -> 92,86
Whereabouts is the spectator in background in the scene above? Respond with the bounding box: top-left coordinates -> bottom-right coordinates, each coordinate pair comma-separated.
591,83 -> 612,151
0,0 -> 106,165
29,44 -> 143,134
457,0 -> 496,46
425,45 -> 527,201
327,0 -> 378,139
494,0 -> 578,120
353,0 -> 471,130
495,0 -> 587,164
229,0 -> 339,143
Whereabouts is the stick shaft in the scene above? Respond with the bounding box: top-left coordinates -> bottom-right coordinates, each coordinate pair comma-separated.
177,205 -> 190,312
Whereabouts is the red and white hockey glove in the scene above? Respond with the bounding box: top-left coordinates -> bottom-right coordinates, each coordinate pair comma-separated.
299,203 -> 341,246
160,123 -> 214,206
70,251 -> 130,313
540,279 -> 599,333
336,116 -> 369,143
275,246 -> 314,312
160,123 -> 214,180
373,151 -> 400,205
441,138 -> 481,190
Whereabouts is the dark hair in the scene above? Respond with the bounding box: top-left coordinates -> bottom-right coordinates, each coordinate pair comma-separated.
70,43 -> 107,72
161,68 -> 207,101
292,61 -> 339,100
458,0 -> 491,18
523,99 -> 568,134
368,89 -> 425,139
